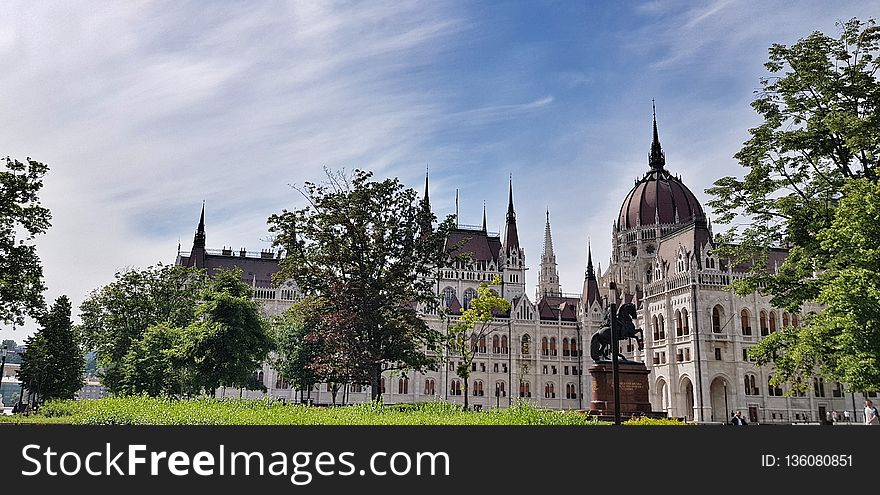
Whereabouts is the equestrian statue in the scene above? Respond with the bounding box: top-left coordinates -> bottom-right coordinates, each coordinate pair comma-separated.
590,302 -> 644,362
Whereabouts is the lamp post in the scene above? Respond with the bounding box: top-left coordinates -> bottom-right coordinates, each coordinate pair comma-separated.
0,344 -> 7,384
723,381 -> 729,423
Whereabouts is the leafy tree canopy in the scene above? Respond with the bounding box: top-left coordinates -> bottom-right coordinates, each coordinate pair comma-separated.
268,169 -> 455,399
708,18 -> 880,391
1,156 -> 51,326
18,296 -> 84,403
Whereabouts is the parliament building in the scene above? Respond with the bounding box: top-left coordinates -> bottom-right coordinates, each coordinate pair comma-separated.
177,111 -> 864,423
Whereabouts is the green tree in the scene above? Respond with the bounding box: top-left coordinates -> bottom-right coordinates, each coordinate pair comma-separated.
180,268 -> 272,395
751,178 -> 880,392
18,296 -> 84,404
268,169 -> 454,400
1,156 -> 51,326
707,18 -> 880,390
118,323 -> 190,397
271,296 -> 343,402
79,264 -> 208,393
446,277 -> 510,409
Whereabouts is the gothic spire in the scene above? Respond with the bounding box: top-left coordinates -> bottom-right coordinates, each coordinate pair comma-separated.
194,201 -> 206,249
481,201 -> 487,232
542,208 -> 554,259
503,175 -> 520,257
423,165 -> 430,208
583,240 -> 600,306
538,208 -> 560,299
418,168 -> 432,238
586,241 -> 596,281
649,99 -> 666,170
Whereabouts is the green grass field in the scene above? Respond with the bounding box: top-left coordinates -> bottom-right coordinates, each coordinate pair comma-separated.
0,396 -> 618,425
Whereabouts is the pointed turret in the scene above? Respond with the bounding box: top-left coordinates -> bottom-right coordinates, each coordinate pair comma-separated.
582,241 -> 600,306
187,202 -> 207,269
481,201 -> 487,232
503,176 -> 520,256
418,168 -> 432,239
648,99 -> 666,171
537,208 -> 560,299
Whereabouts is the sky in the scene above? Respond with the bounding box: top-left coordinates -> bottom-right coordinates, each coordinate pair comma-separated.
2,0 -> 877,341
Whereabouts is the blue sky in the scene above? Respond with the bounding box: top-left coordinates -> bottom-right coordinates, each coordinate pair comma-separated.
2,0 -> 877,340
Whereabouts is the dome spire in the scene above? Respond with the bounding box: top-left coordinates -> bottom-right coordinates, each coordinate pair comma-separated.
649,99 -> 666,170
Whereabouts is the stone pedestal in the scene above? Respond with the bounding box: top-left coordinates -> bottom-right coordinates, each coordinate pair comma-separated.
589,362 -> 656,419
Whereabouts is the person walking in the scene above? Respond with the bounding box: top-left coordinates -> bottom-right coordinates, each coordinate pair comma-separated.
730,410 -> 748,426
844,410 -> 851,422
865,400 -> 879,425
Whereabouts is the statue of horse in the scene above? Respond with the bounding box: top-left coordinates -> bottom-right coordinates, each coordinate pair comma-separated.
590,302 -> 644,362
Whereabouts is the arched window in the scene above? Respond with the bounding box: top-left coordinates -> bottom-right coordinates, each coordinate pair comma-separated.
570,339 -> 578,357
521,334 -> 531,355
741,309 -> 752,335
760,311 -> 768,336
712,305 -> 723,333
658,315 -> 665,339
541,337 -> 549,356
257,371 -> 264,385
472,380 -> 484,396
675,310 -> 683,337
792,314 -> 799,327
563,338 -> 570,357
549,337 -> 557,356
677,251 -> 686,272
478,335 -> 486,353
813,377 -> 825,397
681,308 -> 689,335
492,335 -> 500,354
769,311 -> 777,333
424,378 -> 435,396
398,376 -> 409,394
544,382 -> 556,399
652,315 -> 660,340
442,287 -> 456,307
450,379 -> 462,396
566,383 -> 578,399
501,335 -> 509,354
744,374 -> 758,396
519,381 -> 531,397
782,312 -> 790,328
495,381 -> 506,397
463,288 -> 477,310
768,375 -> 782,396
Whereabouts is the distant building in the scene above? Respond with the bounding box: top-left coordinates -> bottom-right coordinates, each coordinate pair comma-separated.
77,380 -> 107,400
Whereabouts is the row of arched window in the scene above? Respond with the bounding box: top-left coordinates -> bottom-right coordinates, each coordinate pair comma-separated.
539,337 -> 581,357
448,379 -> 508,396
737,308 -> 799,336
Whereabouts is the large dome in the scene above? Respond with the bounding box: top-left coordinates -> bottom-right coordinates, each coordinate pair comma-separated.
617,110 -> 705,230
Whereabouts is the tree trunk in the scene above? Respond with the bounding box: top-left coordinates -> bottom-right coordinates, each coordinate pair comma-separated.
463,372 -> 470,410
370,364 -> 382,402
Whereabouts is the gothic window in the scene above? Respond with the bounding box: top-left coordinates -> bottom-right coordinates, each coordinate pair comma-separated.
677,251 -> 686,272
658,315 -> 665,340
769,311 -> 777,333
741,309 -> 752,335
463,288 -> 478,310
423,378 -> 435,396
813,377 -> 825,397
472,380 -> 484,396
501,335 -> 509,354
768,376 -> 783,396
519,382 -> 531,398
549,337 -> 557,356
652,315 -> 660,341
398,376 -> 409,394
681,308 -> 689,335
782,312 -> 790,328
570,339 -> 578,357
450,379 -> 462,396
744,374 -> 759,396
257,371 -> 264,386
832,382 -> 843,398
792,314 -> 799,327
495,381 -> 507,397
544,382 -> 556,399
760,310 -> 769,336
712,305 -> 724,333
541,337 -> 549,356
675,309 -> 683,337
563,338 -> 570,357
442,287 -> 456,307
521,334 -> 531,355
566,383 -> 578,399
478,335 -> 487,353
493,335 -> 500,354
